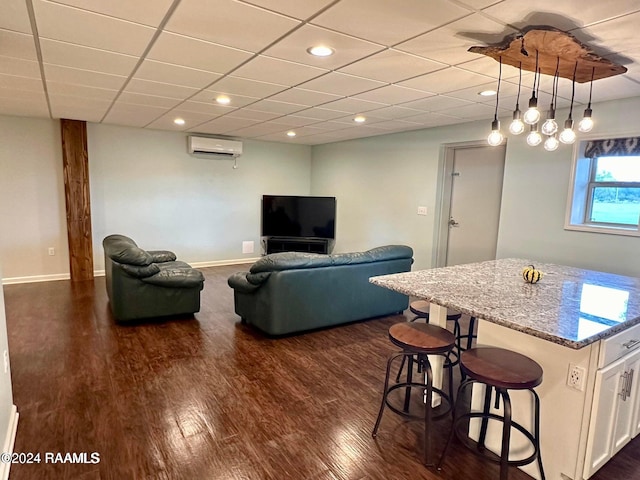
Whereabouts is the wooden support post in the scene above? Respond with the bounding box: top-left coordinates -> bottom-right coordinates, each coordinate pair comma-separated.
60,119 -> 94,282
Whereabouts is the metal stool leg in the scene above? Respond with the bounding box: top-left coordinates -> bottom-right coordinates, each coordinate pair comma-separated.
477,383 -> 494,450
499,389 -> 512,480
532,389 -> 546,480
372,352 -> 404,437
403,355 -> 414,413
437,378 -> 474,470
422,354 -> 434,465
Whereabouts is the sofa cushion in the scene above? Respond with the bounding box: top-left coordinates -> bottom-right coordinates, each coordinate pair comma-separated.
103,234 -> 153,266
148,250 -> 177,263
119,262 -> 161,278
142,266 -> 205,288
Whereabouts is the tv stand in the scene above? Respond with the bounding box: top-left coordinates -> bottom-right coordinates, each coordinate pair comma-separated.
265,237 -> 329,255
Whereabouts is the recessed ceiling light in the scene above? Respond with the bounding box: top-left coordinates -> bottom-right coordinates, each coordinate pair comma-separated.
307,45 -> 335,57
173,118 -> 185,126
354,115 -> 366,123
287,131 -> 296,137
479,89 -> 497,97
216,95 -> 231,105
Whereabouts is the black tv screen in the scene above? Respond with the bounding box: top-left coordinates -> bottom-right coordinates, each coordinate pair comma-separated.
262,195 -> 336,239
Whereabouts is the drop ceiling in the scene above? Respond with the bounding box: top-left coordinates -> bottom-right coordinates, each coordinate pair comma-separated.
1,0 -> 640,145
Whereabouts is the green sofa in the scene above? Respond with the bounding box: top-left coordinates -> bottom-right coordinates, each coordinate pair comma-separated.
227,245 -> 413,335
103,235 -> 205,322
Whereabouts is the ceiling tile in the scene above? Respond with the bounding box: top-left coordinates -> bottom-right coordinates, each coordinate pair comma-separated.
181,100 -> 235,116
320,97 -> 387,114
238,0 -> 335,20
40,38 -> 138,75
33,0 -> 156,56
147,32 -> 253,74
311,0 -> 472,46
47,81 -> 118,101
50,0 -> 175,27
401,94 -> 475,112
365,119 -> 424,131
339,49 -> 446,84
190,116 -> 259,135
207,76 -> 288,98
49,94 -> 112,122
262,115 -> 320,127
443,80 -> 519,103
167,0 -> 300,53
0,0 -> 32,33
400,111 -> 463,127
396,14 -> 514,66
0,56 -> 40,78
298,72 -> 385,96
262,24 -> 384,70
44,64 -> 126,90
0,29 -> 38,61
0,73 -> 44,93
134,60 -> 222,89
354,85 -> 433,104
267,87 -> 342,106
223,108 -> 280,122
145,110 -> 217,131
229,122 -> 293,137
244,99 -> 307,115
457,57 -> 522,80
292,107 -> 350,121
189,89 -> 259,108
482,0 -> 640,31
362,105 -> 424,119
103,102 -> 168,127
232,55 -> 328,86
0,90 -> 49,117
575,11 -> 640,57
117,91 -> 182,108
124,78 -> 200,100
443,102 -> 496,119
398,67 -> 493,94
587,75 -> 640,103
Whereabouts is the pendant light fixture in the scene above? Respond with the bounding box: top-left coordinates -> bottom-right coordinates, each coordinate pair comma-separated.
487,56 -> 504,146
559,62 -> 578,144
541,58 -> 560,136
544,134 -> 560,151
523,51 -> 541,125
579,67 -> 595,132
509,62 -> 525,135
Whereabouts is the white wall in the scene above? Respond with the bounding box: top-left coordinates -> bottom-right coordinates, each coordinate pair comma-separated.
89,124 -> 312,270
311,121 -> 488,270
0,116 -> 69,281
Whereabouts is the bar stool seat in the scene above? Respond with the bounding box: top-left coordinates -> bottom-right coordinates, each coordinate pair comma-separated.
372,322 -> 456,466
438,347 -> 545,480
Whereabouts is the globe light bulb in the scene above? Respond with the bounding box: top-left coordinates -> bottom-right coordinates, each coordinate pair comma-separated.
509,108 -> 524,135
541,108 -> 558,136
523,96 -> 540,125
578,108 -> 594,133
544,135 -> 559,151
526,126 -> 542,147
487,120 -> 503,146
559,119 -> 576,144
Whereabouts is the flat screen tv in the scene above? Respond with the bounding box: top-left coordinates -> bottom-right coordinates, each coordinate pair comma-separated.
262,195 -> 336,239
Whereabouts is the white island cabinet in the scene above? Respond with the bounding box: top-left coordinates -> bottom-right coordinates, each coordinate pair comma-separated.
370,258 -> 640,480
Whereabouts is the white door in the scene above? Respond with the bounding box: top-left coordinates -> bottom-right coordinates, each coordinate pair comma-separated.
445,144 -> 506,266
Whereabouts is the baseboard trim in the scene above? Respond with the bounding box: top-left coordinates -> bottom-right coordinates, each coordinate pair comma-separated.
2,259 -> 261,285
2,273 -> 70,285
190,258 -> 259,268
0,406 -> 18,480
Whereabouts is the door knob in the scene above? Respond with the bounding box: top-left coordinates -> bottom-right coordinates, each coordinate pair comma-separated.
449,218 -> 460,227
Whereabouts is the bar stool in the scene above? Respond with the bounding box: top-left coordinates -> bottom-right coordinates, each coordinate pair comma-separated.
372,322 -> 456,465
438,347 -> 545,480
396,300 -> 477,381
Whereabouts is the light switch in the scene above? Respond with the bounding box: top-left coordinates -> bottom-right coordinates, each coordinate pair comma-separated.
242,241 -> 254,254
417,206 -> 428,216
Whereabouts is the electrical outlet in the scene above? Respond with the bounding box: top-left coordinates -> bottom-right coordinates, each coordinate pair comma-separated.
3,350 -> 8,374
242,241 -> 254,254
417,206 -> 428,216
567,364 -> 586,391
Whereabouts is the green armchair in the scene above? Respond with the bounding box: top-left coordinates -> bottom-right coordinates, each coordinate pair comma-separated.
103,235 -> 205,322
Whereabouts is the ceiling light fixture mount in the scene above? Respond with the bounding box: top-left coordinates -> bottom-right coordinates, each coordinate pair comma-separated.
471,26 -> 626,150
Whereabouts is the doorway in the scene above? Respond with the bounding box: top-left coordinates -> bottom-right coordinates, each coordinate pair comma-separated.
434,142 -> 506,267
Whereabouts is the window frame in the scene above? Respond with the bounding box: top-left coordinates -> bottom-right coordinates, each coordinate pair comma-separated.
565,137 -> 640,237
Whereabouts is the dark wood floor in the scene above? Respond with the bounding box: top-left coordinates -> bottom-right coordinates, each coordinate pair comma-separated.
3,264 -> 640,480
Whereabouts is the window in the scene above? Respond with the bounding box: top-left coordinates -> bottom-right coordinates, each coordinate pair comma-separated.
566,137 -> 640,236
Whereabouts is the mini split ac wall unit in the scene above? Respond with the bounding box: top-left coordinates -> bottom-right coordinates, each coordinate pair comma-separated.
187,136 -> 243,158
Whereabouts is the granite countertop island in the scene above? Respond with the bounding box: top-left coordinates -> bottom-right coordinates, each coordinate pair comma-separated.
370,257 -> 640,349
